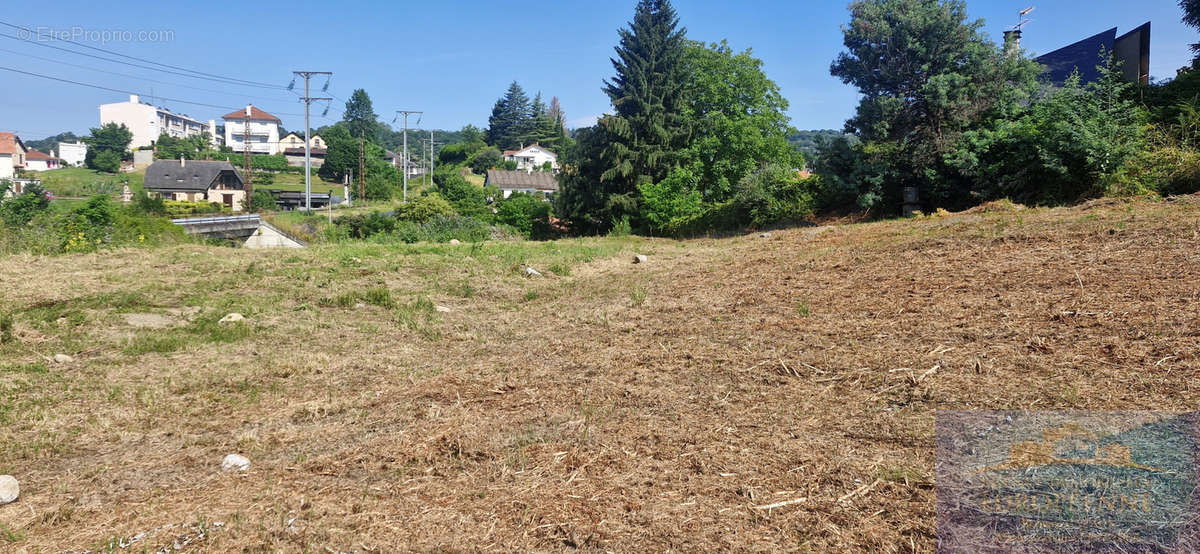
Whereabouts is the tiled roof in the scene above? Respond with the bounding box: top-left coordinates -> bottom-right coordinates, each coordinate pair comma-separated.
24,149 -> 56,161
0,132 -> 25,155
221,105 -> 281,122
485,170 -> 559,191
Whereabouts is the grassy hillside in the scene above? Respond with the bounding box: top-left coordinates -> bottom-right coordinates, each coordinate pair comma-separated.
1,196 -> 1198,550
35,168 -> 143,198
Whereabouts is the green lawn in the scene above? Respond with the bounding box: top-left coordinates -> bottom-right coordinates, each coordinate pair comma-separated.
36,168 -> 144,198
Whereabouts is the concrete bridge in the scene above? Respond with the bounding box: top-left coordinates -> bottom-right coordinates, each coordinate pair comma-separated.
171,215 -> 306,249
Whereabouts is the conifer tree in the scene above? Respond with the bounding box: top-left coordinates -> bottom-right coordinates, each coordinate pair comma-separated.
485,82 -> 531,150
599,0 -> 690,191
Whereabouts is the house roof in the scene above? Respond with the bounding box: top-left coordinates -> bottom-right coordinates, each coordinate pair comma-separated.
144,160 -> 243,192
221,105 -> 281,122
505,144 -> 557,158
485,170 -> 559,191
24,149 -> 56,161
0,132 -> 26,155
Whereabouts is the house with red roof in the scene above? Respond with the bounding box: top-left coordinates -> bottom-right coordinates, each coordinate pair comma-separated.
24,148 -> 61,171
0,132 -> 27,181
223,105 -> 283,155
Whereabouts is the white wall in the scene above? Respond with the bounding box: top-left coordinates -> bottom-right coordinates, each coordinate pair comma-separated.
224,119 -> 282,154
59,142 -> 87,166
244,222 -> 304,249
505,146 -> 559,171
0,154 -> 15,180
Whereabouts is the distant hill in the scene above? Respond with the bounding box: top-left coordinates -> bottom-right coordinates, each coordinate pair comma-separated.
23,132 -> 81,155
788,129 -> 851,160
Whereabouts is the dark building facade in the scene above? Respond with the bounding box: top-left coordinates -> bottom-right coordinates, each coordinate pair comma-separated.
1035,23 -> 1150,85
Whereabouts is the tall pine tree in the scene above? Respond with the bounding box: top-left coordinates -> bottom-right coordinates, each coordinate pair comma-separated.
599,0 -> 690,192
342,89 -> 381,142
485,82 -> 531,150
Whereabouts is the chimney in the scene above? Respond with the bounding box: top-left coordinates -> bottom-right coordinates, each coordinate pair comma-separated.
1003,30 -> 1022,57
129,94 -> 140,104
180,155 -> 185,168
245,105 -> 252,118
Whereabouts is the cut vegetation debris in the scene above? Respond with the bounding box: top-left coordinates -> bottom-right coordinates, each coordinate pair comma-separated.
0,197 -> 1198,550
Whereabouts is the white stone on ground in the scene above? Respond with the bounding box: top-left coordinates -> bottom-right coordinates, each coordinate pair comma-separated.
221,454 -> 251,472
759,232 -> 772,238
52,354 -> 73,364
525,267 -> 542,277
449,239 -> 461,245
219,313 -> 245,324
0,475 -> 18,504
435,305 -> 452,313
633,254 -> 648,264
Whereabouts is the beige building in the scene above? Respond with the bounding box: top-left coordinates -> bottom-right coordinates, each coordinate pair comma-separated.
279,133 -> 326,150
99,94 -> 216,149
144,159 -> 248,212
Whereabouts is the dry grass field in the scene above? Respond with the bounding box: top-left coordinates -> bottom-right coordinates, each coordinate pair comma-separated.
1,196 -> 1198,552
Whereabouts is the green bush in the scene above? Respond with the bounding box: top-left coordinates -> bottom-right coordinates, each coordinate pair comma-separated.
432,170 -> 491,220
469,148 -> 502,174
1105,145 -> 1200,197
638,168 -> 703,233
164,200 -> 224,218
495,192 -> 553,238
732,163 -> 817,226
394,193 -> 455,223
0,182 -> 51,226
91,150 -> 122,173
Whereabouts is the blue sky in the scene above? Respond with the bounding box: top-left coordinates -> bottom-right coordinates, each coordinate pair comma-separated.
0,0 -> 1194,142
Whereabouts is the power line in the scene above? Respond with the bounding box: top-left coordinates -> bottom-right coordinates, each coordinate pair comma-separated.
0,20 -> 283,89
0,46 -> 302,105
0,64 -> 308,117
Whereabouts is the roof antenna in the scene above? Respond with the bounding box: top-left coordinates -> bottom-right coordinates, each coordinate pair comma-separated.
1004,7 -> 1034,55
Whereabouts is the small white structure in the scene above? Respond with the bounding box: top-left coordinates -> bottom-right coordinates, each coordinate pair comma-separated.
502,144 -> 558,171
0,132 -> 27,180
23,149 -> 61,171
58,141 -> 88,167
99,94 -> 216,149
244,221 -> 305,249
223,105 -> 283,155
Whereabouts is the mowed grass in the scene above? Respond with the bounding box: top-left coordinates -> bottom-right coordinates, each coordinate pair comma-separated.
0,196 -> 1198,551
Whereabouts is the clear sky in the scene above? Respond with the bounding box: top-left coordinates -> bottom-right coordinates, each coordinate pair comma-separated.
0,0 -> 1194,142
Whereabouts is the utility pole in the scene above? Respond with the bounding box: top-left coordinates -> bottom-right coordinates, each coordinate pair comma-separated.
293,71 -> 332,211
429,130 -> 436,186
243,107 -> 252,212
394,110 -> 422,203
358,137 -> 365,203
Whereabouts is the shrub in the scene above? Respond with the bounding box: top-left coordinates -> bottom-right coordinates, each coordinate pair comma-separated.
495,192 -> 552,238
432,171 -> 491,220
163,200 -> 224,218
394,193 -> 455,223
469,149 -> 502,174
91,149 -> 122,173
249,189 -> 277,212
732,163 -> 817,227
638,168 -> 703,233
0,183 -> 51,226
1104,145 -> 1200,197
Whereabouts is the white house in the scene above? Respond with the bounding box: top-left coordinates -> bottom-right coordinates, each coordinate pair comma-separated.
279,133 -> 326,151
502,144 -> 558,171
58,141 -> 87,167
99,94 -> 216,149
23,149 -> 61,171
223,106 -> 283,155
143,159 -> 248,212
0,132 -> 26,180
